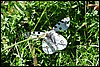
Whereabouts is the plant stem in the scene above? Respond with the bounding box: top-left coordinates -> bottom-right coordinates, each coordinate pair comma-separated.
1,37 -> 32,52
32,2 -> 48,32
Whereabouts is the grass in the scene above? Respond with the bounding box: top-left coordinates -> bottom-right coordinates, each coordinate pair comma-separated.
1,1 -> 99,66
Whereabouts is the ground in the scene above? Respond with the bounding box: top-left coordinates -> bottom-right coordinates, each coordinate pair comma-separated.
1,1 -> 99,66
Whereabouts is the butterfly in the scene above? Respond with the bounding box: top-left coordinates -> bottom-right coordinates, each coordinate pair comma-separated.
24,17 -> 70,54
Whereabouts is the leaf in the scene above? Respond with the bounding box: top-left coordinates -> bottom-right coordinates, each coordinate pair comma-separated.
14,4 -> 24,15
72,5 -> 77,8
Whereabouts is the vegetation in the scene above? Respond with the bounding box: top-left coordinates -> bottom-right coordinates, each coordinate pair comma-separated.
1,1 -> 99,66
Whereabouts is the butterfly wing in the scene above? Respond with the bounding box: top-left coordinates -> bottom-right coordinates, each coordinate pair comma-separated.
42,37 -> 57,54
53,17 -> 70,32
24,31 -> 45,39
42,30 -> 67,54
49,30 -> 67,50
54,33 -> 67,50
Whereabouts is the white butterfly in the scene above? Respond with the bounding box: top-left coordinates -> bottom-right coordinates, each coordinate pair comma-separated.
24,17 -> 70,54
